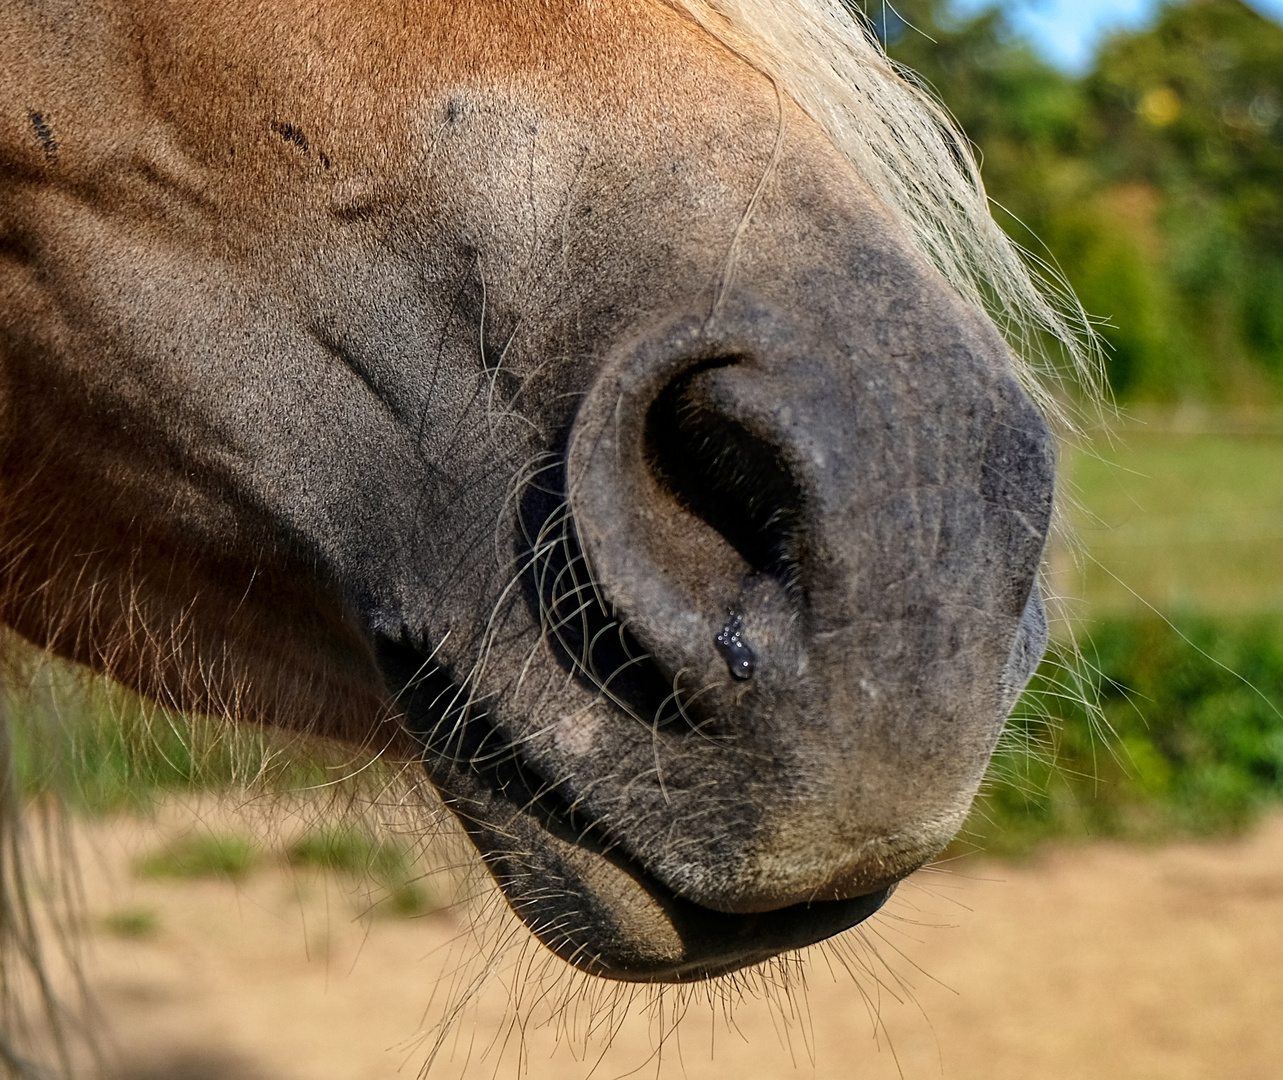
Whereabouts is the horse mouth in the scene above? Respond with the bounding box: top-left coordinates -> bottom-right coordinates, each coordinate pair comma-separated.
377,637 -> 893,982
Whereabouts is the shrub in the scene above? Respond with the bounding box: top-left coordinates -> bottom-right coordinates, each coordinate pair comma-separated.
967,615 -> 1283,854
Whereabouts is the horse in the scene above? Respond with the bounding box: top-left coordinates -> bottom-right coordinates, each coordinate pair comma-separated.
0,0 -> 1093,1071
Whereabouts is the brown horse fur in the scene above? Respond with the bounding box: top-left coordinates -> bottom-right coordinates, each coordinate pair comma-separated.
0,0 -> 1095,1073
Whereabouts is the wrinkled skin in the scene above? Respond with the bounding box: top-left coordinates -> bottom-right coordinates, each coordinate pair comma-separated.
0,0 -> 1053,980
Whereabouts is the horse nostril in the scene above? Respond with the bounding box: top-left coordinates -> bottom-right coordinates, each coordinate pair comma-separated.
643,361 -> 806,600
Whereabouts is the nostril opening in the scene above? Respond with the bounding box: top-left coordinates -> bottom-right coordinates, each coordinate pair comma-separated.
645,361 -> 806,600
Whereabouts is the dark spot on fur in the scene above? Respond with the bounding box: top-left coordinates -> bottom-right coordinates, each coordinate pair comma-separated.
0,228 -> 36,266
445,98 -> 467,124
318,151 -> 331,169
270,121 -> 309,153
331,200 -> 380,223
28,111 -> 57,159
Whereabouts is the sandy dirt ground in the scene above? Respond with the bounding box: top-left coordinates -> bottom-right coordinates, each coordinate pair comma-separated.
51,807 -> 1283,1080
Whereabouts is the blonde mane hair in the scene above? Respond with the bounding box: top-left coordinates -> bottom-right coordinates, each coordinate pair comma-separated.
673,0 -> 1101,423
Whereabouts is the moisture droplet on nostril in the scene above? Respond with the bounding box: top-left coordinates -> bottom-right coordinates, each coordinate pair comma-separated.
715,611 -> 756,680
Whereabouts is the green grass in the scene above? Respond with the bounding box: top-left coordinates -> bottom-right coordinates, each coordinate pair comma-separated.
126,826 -> 438,916
288,826 -> 435,916
6,645 -> 336,815
1061,423 -> 1283,617
136,833 -> 258,881
963,615 -> 1283,855
100,907 -> 160,939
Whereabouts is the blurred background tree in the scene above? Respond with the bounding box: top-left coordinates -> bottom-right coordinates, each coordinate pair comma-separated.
870,0 -> 1283,401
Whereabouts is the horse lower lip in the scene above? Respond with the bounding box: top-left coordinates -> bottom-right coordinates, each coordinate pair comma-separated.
378,635 -> 892,980
437,735 -> 895,980
619,886 -> 895,982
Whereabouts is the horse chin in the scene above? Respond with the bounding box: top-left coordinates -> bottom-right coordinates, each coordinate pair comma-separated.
377,638 -> 893,982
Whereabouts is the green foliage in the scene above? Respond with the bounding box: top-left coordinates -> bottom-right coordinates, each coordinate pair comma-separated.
1089,0 -> 1283,242
873,0 -> 1283,402
967,615 -> 1283,854
136,833 -> 258,881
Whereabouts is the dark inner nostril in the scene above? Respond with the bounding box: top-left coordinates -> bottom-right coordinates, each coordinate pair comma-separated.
645,361 -> 805,598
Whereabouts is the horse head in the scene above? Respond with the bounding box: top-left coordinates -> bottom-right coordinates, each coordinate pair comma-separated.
1,0 -> 1061,982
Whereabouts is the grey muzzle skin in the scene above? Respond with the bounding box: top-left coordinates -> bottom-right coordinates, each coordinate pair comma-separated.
383,288 -> 1055,981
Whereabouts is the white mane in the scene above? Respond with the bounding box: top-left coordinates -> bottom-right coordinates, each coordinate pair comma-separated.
673,0 -> 1102,423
